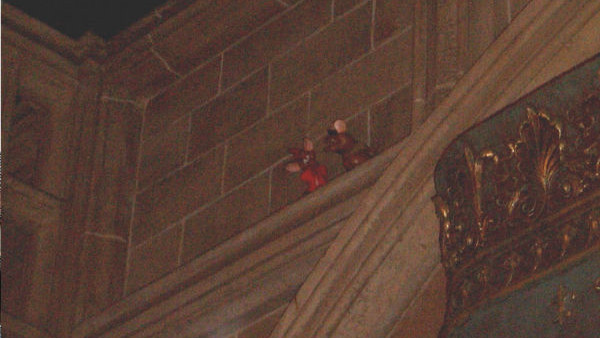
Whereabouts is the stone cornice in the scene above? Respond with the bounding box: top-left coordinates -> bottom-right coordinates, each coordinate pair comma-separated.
270,0 -> 600,336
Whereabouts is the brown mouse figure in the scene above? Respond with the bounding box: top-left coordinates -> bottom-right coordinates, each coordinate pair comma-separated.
325,119 -> 373,171
286,138 -> 328,193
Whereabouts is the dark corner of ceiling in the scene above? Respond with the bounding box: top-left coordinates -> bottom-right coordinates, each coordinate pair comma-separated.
4,0 -> 169,40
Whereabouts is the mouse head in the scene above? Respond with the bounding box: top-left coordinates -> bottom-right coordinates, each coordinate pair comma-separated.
324,119 -> 355,154
286,138 -> 317,172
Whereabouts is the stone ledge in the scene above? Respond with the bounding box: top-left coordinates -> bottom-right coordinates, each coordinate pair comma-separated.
72,140 -> 403,337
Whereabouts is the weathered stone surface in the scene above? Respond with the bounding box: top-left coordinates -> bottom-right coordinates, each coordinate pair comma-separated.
76,235 -> 127,321
182,172 -> 269,262
334,0 -> 365,16
132,146 -> 223,245
222,0 -> 331,88
435,0 -> 461,86
511,0 -> 532,19
143,57 -> 220,140
138,116 -> 189,189
270,3 -> 372,110
374,0 -> 415,45
224,95 -> 309,192
126,224 -> 182,294
107,48 -> 177,99
238,306 -> 286,338
309,31 -> 412,134
189,68 -> 268,159
466,0 -> 509,68
370,86 -> 412,152
152,0 -> 285,74
388,268 -> 446,338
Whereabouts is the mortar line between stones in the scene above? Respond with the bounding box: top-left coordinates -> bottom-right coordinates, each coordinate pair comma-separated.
221,0 -> 304,54
146,54 -> 222,103
100,96 -> 144,109
179,161 -> 278,225
84,232 -> 128,243
123,99 -> 147,297
132,222 -> 182,252
220,143 -> 228,195
278,23 -> 413,116
371,0 -> 377,50
198,66 -> 265,112
272,0 -> 370,67
268,168 -> 273,214
374,23 -> 413,51
266,63 -> 272,115
184,113 -> 193,164
306,90 -> 312,131
367,108 -> 372,146
147,34 -> 182,78
177,221 -> 186,266
218,52 -> 225,94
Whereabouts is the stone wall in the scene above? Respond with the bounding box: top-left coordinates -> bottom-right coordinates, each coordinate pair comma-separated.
1,0 -> 540,336
119,0 -> 419,294
119,0 -> 532,301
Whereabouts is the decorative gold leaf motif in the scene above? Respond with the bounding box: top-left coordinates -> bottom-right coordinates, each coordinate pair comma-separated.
434,92 -> 600,333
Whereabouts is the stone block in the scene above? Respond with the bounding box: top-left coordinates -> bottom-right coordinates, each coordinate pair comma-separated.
126,224 -> 181,294
143,57 -> 220,140
152,0 -> 285,74
108,48 -> 177,99
77,235 -> 127,321
132,146 -> 224,245
182,172 -> 269,262
138,116 -> 189,189
334,0 -> 364,16
309,31 -> 412,135
224,95 -> 309,192
189,68 -> 268,159
374,0 -> 415,45
270,3 -> 372,110
222,0 -> 331,88
370,86 -> 412,152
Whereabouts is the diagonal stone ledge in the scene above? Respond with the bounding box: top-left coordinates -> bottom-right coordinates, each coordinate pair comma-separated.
72,135 -> 403,338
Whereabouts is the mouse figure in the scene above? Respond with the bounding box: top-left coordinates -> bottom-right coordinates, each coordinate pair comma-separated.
325,119 -> 373,171
286,138 -> 328,193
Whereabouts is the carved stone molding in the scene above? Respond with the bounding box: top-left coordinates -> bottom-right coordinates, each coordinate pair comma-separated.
434,61 -> 600,335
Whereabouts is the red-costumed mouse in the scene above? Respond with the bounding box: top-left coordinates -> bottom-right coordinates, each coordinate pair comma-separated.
286,138 -> 328,193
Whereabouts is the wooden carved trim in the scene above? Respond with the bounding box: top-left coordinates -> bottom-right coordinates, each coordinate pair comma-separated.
434,87 -> 600,334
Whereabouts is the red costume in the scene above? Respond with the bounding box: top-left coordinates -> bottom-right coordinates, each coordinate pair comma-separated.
299,164 -> 328,192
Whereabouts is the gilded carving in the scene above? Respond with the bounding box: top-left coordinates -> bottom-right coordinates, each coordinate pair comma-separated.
551,285 -> 577,327
434,92 -> 600,330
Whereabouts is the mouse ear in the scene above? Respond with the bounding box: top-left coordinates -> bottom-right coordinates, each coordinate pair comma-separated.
286,162 -> 301,172
333,120 -> 347,133
303,138 -> 314,151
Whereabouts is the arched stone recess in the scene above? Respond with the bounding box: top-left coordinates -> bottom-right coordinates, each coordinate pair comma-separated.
271,1 -> 600,337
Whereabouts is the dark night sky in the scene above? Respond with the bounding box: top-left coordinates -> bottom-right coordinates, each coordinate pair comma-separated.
5,0 -> 168,39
